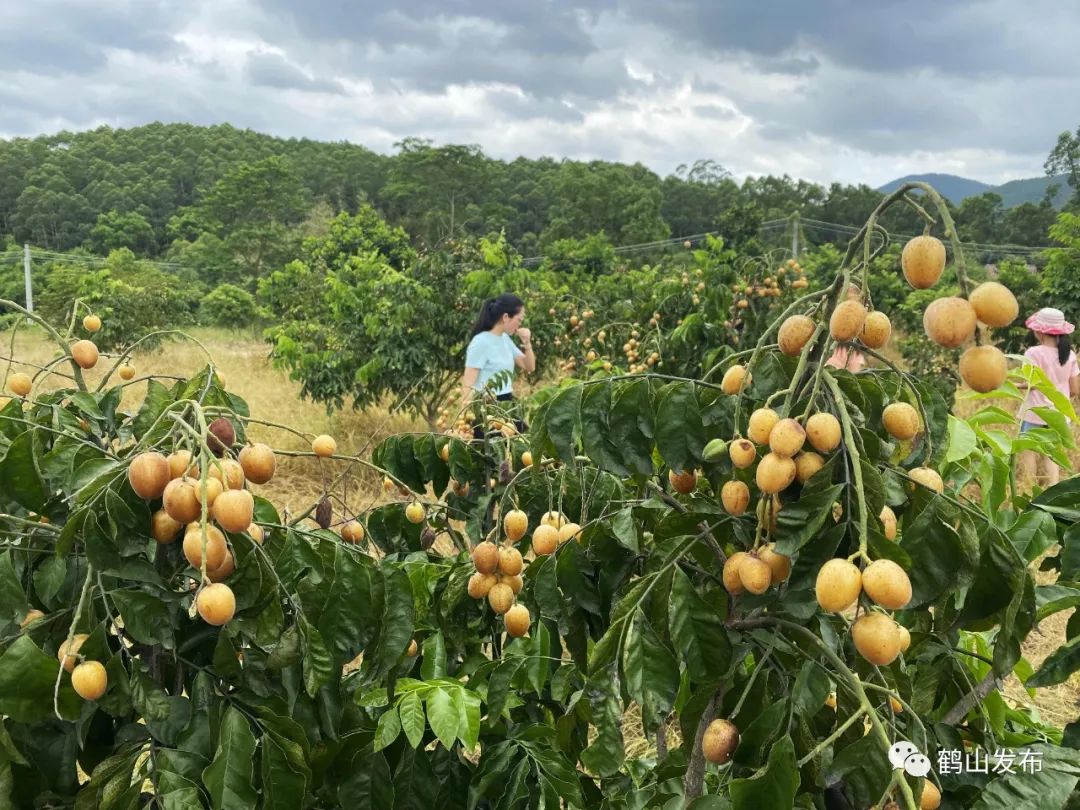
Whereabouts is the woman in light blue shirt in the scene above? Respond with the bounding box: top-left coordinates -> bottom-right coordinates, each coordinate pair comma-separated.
461,294 -> 535,438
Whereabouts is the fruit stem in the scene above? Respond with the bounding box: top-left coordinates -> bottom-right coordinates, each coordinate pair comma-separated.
781,323 -> 827,416
54,564 -> 96,720
795,706 -> 867,767
823,373 -> 871,564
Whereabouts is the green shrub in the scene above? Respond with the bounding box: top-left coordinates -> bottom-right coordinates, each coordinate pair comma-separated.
199,284 -> 261,328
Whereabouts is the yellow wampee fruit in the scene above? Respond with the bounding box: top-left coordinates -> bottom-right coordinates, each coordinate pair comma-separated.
702,719 -> 739,765
909,467 -> 944,494
829,300 -> 867,342
880,505 -> 897,540
197,583 -> 236,626
472,542 -> 500,574
924,297 -> 977,348
504,604 -> 531,637
532,524 -> 558,555
128,452 -> 170,500
969,281 -> 1018,327
503,509 -> 528,541
721,365 -> 749,395
748,408 -> 780,445
882,402 -> 921,441
721,480 -> 750,516
669,468 -> 697,494
815,559 -> 862,612
805,413 -> 841,453
768,418 -> 806,458
959,345 -> 1008,393
729,439 -> 757,469
795,452 -> 825,484
778,315 -> 816,356
851,612 -> 902,666
723,552 -> 748,595
558,522 -> 582,544
901,235 -> 946,289
861,559 -> 912,610
738,555 -> 772,595
498,546 -> 524,576
860,311 -> 892,349
756,453 -> 796,494
759,543 -> 791,584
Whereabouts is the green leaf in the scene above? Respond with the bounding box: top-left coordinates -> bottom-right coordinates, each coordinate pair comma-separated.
312,544 -> 375,664
1008,509 -> 1058,564
623,609 -> 679,721
260,733 -> 309,810
904,500 -> 976,607
131,379 -> 175,439
610,379 -> 655,476
111,589 -> 175,649
420,632 -> 447,680
655,381 -> 706,472
299,617 -> 334,698
0,552 -> 28,619
130,659 -> 172,723
774,482 -> 844,556
580,382 -> 627,476
970,743 -> 1080,809
544,384 -> 583,464
945,415 -> 978,462
337,749 -> 395,809
202,706 -> 258,810
426,687 -> 459,750
373,707 -> 401,752
579,667 -> 624,776
399,691 -> 426,749
1028,635 -> 1080,687
0,430 -> 46,511
668,568 -> 731,684
730,735 -> 797,810
0,636 -> 80,722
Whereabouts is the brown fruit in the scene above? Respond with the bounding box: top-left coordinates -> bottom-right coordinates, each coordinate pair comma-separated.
71,340 -> 99,369
721,364 -> 749,395
923,297 -> 977,348
795,451 -> 825,484
198,477 -> 223,507
721,480 -> 750,516
20,609 -> 44,630
58,633 -> 89,672
207,417 -> 236,456
669,468 -> 697,494
969,281 -> 1018,327
504,604 -> 531,637
909,467 -> 944,494
760,543 -> 791,584
72,660 -> 108,700
128,452 -> 171,500
901,235 -> 946,289
209,459 -> 245,490
815,559 -> 862,612
341,520 -> 365,544
197,583 -> 236,626
768,418 -> 806,458
163,478 -> 202,524
183,525 -> 227,571
723,552 -> 748,595
468,572 -> 498,599
860,311 -> 892,349
532,524 -> 558,555
748,408 -> 780,445
880,505 -> 897,540
238,443 -> 277,484
151,509 -> 183,544
312,434 -> 337,457
739,555 -> 772,595
897,625 -> 912,653
805,413 -> 841,453
882,402 -> 921,441
8,372 -> 32,397
558,522 -> 582,544
487,583 -> 515,614
729,439 -> 757,469
504,509 -> 528,541
213,489 -> 254,533
862,559 -> 912,610
959,345 -> 1007,393
118,364 -> 135,381
829,300 -> 867,342
248,523 -> 266,544
405,502 -> 426,524
851,613 -> 902,666
541,511 -> 566,529
756,453 -> 796,495
82,314 -> 102,333
778,315 -> 816,356
498,546 -> 524,576
207,551 -> 235,582
920,780 -> 941,810
702,719 -> 740,764
472,542 -> 500,574
167,450 -> 197,480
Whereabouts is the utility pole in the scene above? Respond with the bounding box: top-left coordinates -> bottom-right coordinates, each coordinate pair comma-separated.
790,212 -> 800,258
23,244 -> 32,312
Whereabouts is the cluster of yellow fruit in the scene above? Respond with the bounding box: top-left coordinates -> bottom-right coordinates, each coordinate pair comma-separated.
56,633 -> 108,701
816,557 -> 913,665
529,509 -> 581,555
467,508 -> 532,637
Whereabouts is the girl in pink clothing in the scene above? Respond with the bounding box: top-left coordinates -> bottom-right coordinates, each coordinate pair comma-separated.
1017,307 -> 1080,487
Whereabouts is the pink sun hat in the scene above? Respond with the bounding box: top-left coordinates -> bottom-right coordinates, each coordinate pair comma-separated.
1025,307 -> 1075,336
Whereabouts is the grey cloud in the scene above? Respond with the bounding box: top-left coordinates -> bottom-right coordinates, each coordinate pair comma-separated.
244,52 -> 346,94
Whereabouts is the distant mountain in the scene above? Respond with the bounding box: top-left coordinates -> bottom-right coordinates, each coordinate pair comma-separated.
877,172 -> 1070,209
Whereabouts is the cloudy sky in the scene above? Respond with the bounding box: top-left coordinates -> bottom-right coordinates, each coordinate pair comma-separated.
2,0 -> 1079,186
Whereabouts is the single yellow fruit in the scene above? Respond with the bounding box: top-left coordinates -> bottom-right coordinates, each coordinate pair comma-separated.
805,413 -> 842,453
163,478 -> 202,524
969,281 -> 1018,327
882,402 -> 921,441
541,511 -> 566,529
721,480 -> 750,516
83,314 -> 102,333
58,633 -> 89,673
20,609 -> 45,631
860,311 -> 892,349
438,443 -> 450,462
498,546 -> 524,576
504,604 -> 531,637
8,372 -> 32,397
889,696 -> 903,714
778,315 -> 816,356
815,559 -> 862,612
829,300 -> 867,342
759,543 -> 791,584
702,719 -> 740,765
902,235 -> 946,289
118,364 -> 135,381
532,524 -> 558,556
207,551 -> 235,583
197,583 -> 236,626
151,509 -> 183,544
729,439 -> 757,469
71,340 -> 99,369
208,459 -> 245,490
923,297 -> 977,348
756,453 -> 796,495
739,555 -> 772,595
487,583 -> 515,614
521,451 -> 535,467
558,522 -> 582,544
794,451 -> 825,484
341,520 -> 364,544
768,418 -> 806,458
183,525 -> 227,571
880,505 -> 897,540
910,467 -> 944,494
405,502 -> 426,524
851,613 -> 902,666
723,552 -> 748,596
825,693 -> 837,710
167,450 -> 197,480
748,408 -> 780,445
248,522 -> 266,544
312,434 -> 337,457
721,365 -> 749,395
72,660 -> 108,700
897,624 -> 912,653
472,542 -> 500,574
669,468 -> 697,494
505,574 -> 524,594
128,452 -> 171,500
238,443 -> 277,484
920,780 -> 942,810
468,572 -> 498,599
504,509 -> 528,541
862,559 -> 912,610
198,477 -> 224,507
212,488 -> 254,533
959,345 -> 1008,393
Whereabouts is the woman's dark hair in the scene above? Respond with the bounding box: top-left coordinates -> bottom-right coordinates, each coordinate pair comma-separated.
470,294 -> 524,338
1058,334 -> 1072,366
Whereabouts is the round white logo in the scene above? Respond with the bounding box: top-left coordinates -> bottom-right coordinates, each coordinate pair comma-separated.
888,741 -> 918,770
